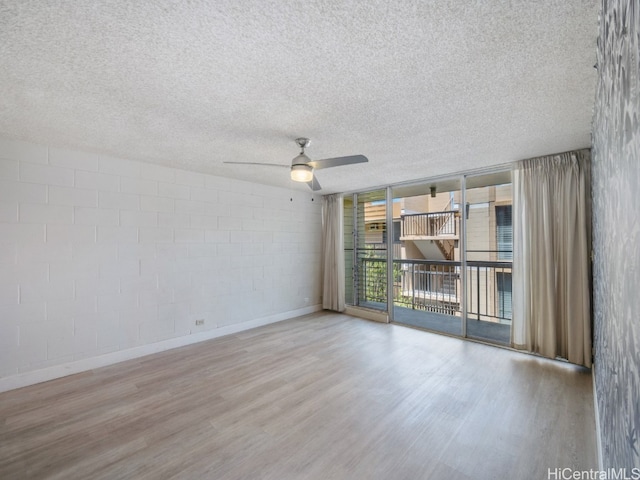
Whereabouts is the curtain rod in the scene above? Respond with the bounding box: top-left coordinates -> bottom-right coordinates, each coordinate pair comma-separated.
517,146 -> 591,164
334,145 -> 591,197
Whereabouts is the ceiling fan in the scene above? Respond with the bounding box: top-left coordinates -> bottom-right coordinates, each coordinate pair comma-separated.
223,138 -> 368,191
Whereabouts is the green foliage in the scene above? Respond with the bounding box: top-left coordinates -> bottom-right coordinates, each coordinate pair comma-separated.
359,245 -> 401,304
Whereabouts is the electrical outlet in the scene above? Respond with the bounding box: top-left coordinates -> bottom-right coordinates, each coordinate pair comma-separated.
195,319 -> 204,326
304,297 -> 309,304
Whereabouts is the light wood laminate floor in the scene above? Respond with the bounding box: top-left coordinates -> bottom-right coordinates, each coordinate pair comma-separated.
0,313 -> 597,479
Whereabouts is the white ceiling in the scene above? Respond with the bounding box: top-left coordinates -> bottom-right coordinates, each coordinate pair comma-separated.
0,1 -> 599,194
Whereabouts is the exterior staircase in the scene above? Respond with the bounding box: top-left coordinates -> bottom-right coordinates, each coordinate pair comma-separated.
400,202 -> 459,261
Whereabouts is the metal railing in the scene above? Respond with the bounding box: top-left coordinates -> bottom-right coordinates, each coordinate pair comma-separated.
394,259 -> 460,315
400,211 -> 458,237
466,261 -> 512,324
357,258 -> 460,315
357,257 -> 512,323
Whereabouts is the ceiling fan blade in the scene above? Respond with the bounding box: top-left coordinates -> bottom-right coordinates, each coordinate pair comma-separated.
307,175 -> 321,191
223,161 -> 289,168
308,154 -> 368,170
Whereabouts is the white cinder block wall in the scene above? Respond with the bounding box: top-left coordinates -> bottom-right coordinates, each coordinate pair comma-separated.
0,137 -> 323,391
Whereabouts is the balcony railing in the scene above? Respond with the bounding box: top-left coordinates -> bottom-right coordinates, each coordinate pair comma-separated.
401,211 -> 458,237
466,261 -> 512,324
394,259 -> 460,315
357,257 -> 512,323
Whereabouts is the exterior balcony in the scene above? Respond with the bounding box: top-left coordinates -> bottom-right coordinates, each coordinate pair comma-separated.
357,256 -> 512,345
400,211 -> 460,261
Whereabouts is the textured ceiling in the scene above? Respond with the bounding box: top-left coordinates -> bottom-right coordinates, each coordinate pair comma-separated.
0,1 -> 599,194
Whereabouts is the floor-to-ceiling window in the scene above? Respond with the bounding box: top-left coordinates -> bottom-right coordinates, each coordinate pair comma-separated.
343,169 -> 512,346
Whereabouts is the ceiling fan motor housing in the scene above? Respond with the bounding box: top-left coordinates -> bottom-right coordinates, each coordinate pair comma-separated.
291,152 -> 311,166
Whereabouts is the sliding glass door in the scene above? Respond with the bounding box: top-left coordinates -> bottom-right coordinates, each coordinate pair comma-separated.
464,172 -> 513,345
390,181 -> 462,336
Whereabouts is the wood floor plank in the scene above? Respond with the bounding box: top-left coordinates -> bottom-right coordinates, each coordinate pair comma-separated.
0,313 -> 597,479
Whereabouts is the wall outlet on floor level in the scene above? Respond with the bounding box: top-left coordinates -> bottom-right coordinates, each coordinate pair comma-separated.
195,319 -> 204,326
304,297 -> 309,304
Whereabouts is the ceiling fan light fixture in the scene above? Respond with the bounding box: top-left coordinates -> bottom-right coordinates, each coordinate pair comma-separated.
290,164 -> 313,182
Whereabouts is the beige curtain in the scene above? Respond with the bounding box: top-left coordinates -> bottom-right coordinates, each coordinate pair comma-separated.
512,149 -> 592,367
322,194 -> 345,312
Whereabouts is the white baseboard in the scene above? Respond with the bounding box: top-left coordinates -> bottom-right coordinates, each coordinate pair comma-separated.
0,305 -> 322,393
592,368 -> 604,470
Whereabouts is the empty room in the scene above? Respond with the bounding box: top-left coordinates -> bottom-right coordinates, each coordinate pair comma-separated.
0,1 -> 638,479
